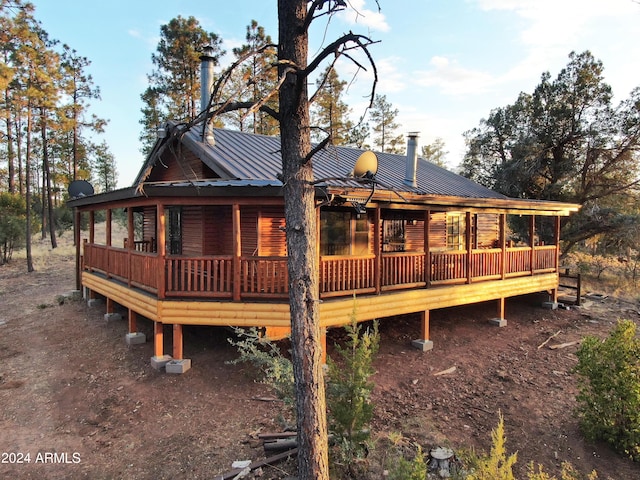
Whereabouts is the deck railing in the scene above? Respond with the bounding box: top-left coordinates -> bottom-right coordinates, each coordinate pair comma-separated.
82,244 -> 558,300
166,256 -> 233,297
320,255 -> 376,296
241,256 -> 289,297
382,252 -> 426,289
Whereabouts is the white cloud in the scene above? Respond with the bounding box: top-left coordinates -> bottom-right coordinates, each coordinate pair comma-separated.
338,0 -> 390,33
476,0 -> 637,49
412,56 -> 496,96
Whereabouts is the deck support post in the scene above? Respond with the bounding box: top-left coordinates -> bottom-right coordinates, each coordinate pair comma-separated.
151,321 -> 172,370
125,309 -> 146,345
104,297 -> 122,322
166,323 -> 191,374
489,298 -> 507,327
411,310 -> 434,351
542,289 -> 559,310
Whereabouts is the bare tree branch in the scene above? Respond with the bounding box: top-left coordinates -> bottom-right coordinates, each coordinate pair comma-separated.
302,32 -> 379,109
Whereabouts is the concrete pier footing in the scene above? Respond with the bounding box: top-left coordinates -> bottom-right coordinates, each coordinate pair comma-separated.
166,359 -> 192,374
411,339 -> 434,352
125,332 -> 146,345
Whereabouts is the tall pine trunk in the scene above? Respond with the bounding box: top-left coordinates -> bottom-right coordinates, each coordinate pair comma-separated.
25,101 -> 34,272
278,1 -> 329,478
40,107 -> 57,248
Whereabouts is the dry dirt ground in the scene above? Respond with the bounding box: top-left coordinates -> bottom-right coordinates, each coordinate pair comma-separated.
1,238 -> 640,479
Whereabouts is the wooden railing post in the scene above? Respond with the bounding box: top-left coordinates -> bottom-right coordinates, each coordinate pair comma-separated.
74,208 -> 81,290
374,207 -> 381,294
424,210 -> 431,287
232,204 -> 241,301
465,212 -> 472,284
106,209 -> 112,278
127,206 -> 134,287
157,203 -> 166,299
529,215 -> 535,275
500,214 -> 506,280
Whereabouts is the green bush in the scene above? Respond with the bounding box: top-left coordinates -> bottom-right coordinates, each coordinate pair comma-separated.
574,319 -> 640,461
0,192 -> 26,264
466,412 -> 517,480
326,319 -> 379,463
227,327 -> 295,408
387,443 -> 427,480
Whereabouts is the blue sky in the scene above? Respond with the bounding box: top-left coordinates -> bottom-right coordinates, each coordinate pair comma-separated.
31,0 -> 640,188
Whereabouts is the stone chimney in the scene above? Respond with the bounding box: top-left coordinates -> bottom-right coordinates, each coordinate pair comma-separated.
404,132 -> 419,188
200,45 -> 215,145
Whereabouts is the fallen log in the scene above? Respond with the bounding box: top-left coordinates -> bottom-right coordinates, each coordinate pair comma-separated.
433,366 -> 456,376
549,341 -> 579,350
263,438 -> 298,452
537,329 -> 562,349
213,448 -> 298,480
257,432 -> 297,441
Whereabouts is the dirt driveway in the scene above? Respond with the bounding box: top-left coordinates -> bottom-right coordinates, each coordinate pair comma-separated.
1,243 -> 639,479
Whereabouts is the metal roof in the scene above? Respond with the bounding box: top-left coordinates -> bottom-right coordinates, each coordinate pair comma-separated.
181,128 -> 507,200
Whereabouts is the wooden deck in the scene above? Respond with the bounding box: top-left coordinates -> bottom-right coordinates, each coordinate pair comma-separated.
82,242 -> 558,301
82,269 -> 559,330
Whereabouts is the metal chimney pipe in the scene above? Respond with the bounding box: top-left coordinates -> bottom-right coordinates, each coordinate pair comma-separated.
200,45 -> 215,145
404,132 -> 419,188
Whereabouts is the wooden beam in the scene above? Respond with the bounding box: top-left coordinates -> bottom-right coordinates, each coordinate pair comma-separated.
74,208 -> 81,290
424,210 -> 431,287
232,203 -> 241,302
106,297 -> 114,314
157,203 -> 166,300
497,297 -> 505,320
500,214 -> 507,280
374,207 -> 381,294
154,321 -> 164,357
128,309 -> 137,334
529,215 -> 535,275
420,310 -> 430,341
173,323 -> 183,360
127,206 -> 134,287
89,210 -> 95,244
106,209 -> 112,246
466,212 -> 472,284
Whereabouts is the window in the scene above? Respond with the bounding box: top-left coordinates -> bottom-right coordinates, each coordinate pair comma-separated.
383,218 -> 405,252
167,206 -> 182,254
320,210 -> 370,256
446,214 -> 463,250
321,210 -> 350,255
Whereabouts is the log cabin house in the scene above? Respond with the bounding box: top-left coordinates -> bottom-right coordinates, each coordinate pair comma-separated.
68,126 -> 579,372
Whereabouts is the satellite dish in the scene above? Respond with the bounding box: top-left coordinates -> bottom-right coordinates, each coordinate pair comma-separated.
68,180 -> 94,198
352,151 -> 378,178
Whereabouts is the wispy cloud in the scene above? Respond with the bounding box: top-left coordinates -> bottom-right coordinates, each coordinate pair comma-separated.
338,0 -> 390,32
412,56 -> 496,96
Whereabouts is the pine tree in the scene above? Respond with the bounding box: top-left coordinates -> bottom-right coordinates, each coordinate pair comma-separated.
59,44 -> 106,182
369,94 -> 404,153
310,65 -> 353,145
92,141 -> 118,193
226,20 -> 279,136
139,16 -> 224,155
421,137 -> 448,168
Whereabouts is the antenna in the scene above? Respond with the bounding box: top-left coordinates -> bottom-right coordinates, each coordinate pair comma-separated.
352,151 -> 378,179
68,180 -> 94,199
